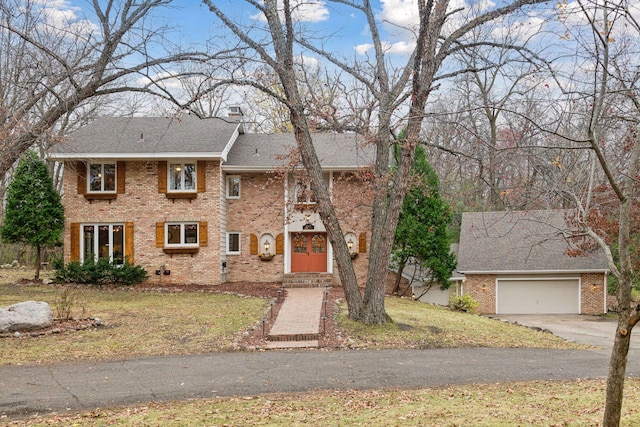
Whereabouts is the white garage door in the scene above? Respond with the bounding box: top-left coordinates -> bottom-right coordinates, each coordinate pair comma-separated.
497,279 -> 580,314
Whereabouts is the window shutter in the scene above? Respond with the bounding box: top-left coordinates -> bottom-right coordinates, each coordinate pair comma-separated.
250,234 -> 258,255
70,223 -> 80,261
275,233 -> 284,255
156,222 -> 165,247
359,232 -> 367,253
117,161 -> 126,194
197,161 -> 206,193
199,221 -> 208,247
158,161 -> 167,193
76,162 -> 87,195
124,222 -> 134,263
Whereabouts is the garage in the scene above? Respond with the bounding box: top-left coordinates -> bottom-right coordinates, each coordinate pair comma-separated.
496,278 -> 580,314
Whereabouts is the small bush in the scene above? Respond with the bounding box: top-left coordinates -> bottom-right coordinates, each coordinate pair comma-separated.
54,257 -> 148,286
449,294 -> 479,313
53,286 -> 87,320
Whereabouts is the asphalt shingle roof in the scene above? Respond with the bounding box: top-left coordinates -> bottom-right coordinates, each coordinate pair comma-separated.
50,115 -> 241,159
457,210 -> 608,273
50,116 -> 375,169
224,133 -> 375,170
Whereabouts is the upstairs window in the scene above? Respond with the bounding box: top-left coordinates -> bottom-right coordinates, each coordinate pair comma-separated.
169,162 -> 196,192
77,161 -> 125,200
226,175 -> 241,199
88,163 -> 116,192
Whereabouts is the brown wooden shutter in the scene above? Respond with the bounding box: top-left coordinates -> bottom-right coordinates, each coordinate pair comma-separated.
117,161 -> 126,194
156,222 -> 165,247
359,232 -> 367,253
70,222 -> 80,261
158,161 -> 167,193
199,221 -> 208,247
275,233 -> 284,255
250,234 -> 258,255
124,222 -> 134,263
76,162 -> 87,195
197,161 -> 206,193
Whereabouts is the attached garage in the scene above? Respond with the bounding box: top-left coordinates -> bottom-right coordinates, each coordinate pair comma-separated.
496,278 -> 580,314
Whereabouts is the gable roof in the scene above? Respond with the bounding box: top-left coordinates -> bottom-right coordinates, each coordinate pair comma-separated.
223,133 -> 375,171
457,210 -> 608,274
50,116 -> 375,169
49,115 -> 242,161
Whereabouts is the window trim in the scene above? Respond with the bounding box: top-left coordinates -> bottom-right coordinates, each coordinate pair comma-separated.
226,175 -> 241,199
226,232 -> 241,255
87,162 -> 117,194
168,162 -> 197,193
165,222 -> 199,247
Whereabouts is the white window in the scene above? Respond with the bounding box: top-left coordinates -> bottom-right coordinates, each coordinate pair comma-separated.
226,175 -> 241,199
226,232 -> 241,254
166,223 -> 199,246
88,163 -> 116,192
82,224 -> 125,265
168,162 -> 196,192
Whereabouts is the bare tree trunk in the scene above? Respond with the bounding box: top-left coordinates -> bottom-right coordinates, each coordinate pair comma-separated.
34,244 -> 41,281
392,259 -> 407,295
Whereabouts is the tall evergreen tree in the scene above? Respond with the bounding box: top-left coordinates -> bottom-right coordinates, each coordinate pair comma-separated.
1,150 -> 64,280
392,145 -> 456,297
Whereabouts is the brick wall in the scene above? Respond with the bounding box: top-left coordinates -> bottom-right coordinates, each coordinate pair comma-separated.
462,274 -> 496,314
330,172 -> 372,288
63,164 -> 373,287
225,172 -> 285,282
224,171 -> 373,285
581,272 -> 606,314
62,160 -> 222,285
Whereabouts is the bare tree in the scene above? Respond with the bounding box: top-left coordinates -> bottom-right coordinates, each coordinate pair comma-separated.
541,1 -> 640,424
0,0 -> 216,177
202,0 -> 548,324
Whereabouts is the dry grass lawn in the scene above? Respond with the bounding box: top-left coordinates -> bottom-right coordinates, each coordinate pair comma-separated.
338,297 -> 587,350
0,278 -> 267,365
6,379 -> 640,426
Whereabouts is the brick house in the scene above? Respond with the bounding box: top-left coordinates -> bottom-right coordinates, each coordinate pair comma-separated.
50,112 -> 374,286
457,210 -> 609,315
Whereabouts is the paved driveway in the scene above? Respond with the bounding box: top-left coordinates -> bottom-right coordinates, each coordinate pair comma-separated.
495,314 -> 640,351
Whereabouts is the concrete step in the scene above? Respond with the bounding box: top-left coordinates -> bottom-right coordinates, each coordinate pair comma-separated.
282,273 -> 333,288
266,340 -> 319,349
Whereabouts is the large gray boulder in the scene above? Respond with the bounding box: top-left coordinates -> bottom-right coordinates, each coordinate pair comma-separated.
0,301 -> 53,333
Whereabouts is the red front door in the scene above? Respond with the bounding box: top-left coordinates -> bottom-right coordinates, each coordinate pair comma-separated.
291,233 -> 327,272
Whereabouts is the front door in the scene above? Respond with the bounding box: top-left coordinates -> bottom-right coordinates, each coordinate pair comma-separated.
291,232 -> 327,272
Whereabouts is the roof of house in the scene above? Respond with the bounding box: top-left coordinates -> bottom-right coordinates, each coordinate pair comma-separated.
223,133 -> 375,171
49,115 -> 242,160
50,115 -> 376,169
457,210 -> 609,274
399,244 -> 464,284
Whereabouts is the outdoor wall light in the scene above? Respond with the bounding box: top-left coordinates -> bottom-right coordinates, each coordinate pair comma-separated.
347,238 -> 354,252
260,233 -> 275,256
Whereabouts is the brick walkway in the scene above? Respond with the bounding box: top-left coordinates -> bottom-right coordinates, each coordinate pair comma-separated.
267,288 -> 326,349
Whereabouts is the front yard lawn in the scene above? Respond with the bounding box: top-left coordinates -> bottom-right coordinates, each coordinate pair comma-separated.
338,297 -> 586,350
7,379 -> 640,426
0,283 -> 267,365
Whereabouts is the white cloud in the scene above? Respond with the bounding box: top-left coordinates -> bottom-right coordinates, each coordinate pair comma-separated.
32,0 -> 97,36
355,40 -> 415,55
252,0 -> 329,23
